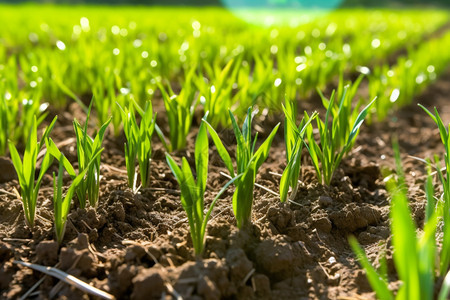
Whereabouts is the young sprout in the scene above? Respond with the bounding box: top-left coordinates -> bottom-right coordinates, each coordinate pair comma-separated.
304,86 -> 376,185
155,68 -> 197,151
0,94 -> 8,155
92,80 -> 113,132
46,135 -> 104,209
349,142 -> 450,300
419,104 -> 450,274
320,74 -> 365,151
204,107 -> 279,228
166,114 -> 241,256
280,98 -> 317,202
72,102 -> 111,208
195,58 -> 242,127
118,99 -> 156,191
8,116 -> 57,228
53,151 -> 101,244
0,80 -> 49,156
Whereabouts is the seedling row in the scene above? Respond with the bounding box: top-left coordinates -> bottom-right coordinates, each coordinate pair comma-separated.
1,6 -> 450,299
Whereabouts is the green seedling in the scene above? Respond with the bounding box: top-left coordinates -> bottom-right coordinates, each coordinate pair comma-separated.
0,84 -> 49,156
204,107 -> 279,228
166,113 -> 242,256
118,99 -> 156,191
320,74 -> 365,151
419,104 -> 450,274
73,102 -> 111,208
349,142 -> 450,300
304,87 -> 376,185
280,98 -> 318,202
156,68 -> 197,151
8,116 -> 57,228
52,151 -> 101,244
0,93 -> 8,155
45,136 -> 104,209
195,58 -> 242,127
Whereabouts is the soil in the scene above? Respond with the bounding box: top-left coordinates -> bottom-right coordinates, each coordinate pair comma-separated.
1,66 -> 450,299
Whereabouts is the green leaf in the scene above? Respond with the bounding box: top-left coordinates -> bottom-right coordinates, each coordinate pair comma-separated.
195,113 -> 209,198
155,123 -> 171,152
280,149 -> 296,203
46,138 -> 77,178
8,141 -> 24,183
203,119 -> 235,177
229,109 -> 248,173
280,117 -> 309,203
390,189 -> 420,298
345,97 -> 377,149
252,123 -> 280,172
233,165 -> 256,228
349,236 -> 393,300
438,270 -> 450,300
201,173 -> 243,238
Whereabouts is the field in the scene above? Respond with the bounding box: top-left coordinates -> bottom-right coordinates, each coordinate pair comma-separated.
1,4 -> 450,299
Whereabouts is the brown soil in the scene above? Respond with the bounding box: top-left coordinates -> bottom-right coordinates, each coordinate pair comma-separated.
1,67 -> 450,299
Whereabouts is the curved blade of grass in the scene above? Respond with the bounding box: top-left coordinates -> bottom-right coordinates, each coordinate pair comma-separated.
349,236 -> 393,300
252,123 -> 279,171
201,173 -> 243,238
195,113 -> 209,198
53,79 -> 88,114
438,270 -> 450,300
154,123 -> 171,152
45,138 -> 77,177
344,97 -> 377,151
203,120 -> 235,177
390,189 -> 420,298
229,109 -> 248,173
233,165 -> 256,228
165,153 -> 199,251
280,138 -> 301,203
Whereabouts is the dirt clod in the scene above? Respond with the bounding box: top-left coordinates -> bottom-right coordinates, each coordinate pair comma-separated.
35,240 -> 59,265
131,268 -> 165,300
0,241 -> 13,262
0,157 -> 17,183
226,248 -> 253,283
254,236 -> 297,280
318,195 -> 333,207
252,273 -> 271,298
329,203 -> 382,232
3,66 -> 450,299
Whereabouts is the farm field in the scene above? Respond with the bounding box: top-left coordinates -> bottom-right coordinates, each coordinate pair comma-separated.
1,4 -> 450,299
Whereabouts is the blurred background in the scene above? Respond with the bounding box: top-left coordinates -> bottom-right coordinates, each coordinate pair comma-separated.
0,0 -> 448,7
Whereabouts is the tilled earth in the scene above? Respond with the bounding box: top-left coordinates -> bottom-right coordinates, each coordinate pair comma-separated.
1,68 -> 450,299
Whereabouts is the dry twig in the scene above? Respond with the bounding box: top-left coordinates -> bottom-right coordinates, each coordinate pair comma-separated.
14,260 -> 115,300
